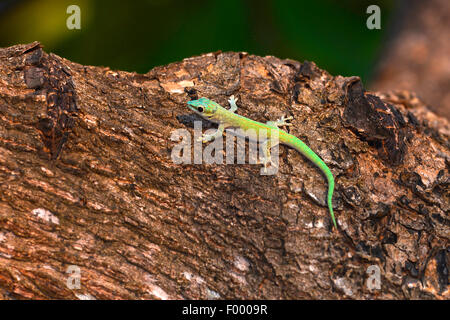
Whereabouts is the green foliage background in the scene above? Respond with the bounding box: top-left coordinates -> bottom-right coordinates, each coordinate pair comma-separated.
0,0 -> 393,82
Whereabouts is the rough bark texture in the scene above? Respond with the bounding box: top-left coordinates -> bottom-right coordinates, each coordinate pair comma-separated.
370,0 -> 450,120
0,42 -> 448,300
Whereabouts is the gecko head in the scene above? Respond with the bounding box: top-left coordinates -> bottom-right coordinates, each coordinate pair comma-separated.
187,97 -> 218,119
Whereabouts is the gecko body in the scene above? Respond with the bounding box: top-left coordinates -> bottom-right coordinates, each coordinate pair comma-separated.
187,96 -> 337,228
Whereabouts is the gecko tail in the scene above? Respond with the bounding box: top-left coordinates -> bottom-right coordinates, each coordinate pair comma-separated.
320,160 -> 336,229
328,178 -> 337,229
284,135 -> 337,229
316,156 -> 337,229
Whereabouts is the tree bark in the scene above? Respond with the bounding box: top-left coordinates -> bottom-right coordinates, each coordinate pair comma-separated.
0,42 -> 448,300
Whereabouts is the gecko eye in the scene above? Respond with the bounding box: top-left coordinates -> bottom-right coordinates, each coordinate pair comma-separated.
197,107 -> 204,113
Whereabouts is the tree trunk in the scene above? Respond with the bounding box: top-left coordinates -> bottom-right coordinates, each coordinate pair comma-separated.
0,42 -> 448,299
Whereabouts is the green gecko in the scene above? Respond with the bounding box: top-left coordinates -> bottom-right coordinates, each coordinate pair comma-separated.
187,95 -> 337,228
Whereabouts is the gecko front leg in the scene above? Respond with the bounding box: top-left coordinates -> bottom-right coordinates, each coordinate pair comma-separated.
197,123 -> 225,143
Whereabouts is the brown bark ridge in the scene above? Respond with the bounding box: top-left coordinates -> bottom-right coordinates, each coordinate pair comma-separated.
0,42 -> 448,300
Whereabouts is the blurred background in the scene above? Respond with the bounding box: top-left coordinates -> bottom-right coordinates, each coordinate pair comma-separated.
0,0 -> 448,118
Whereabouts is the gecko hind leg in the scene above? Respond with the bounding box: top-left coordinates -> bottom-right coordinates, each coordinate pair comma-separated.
259,139 -> 279,174
266,115 -> 293,128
